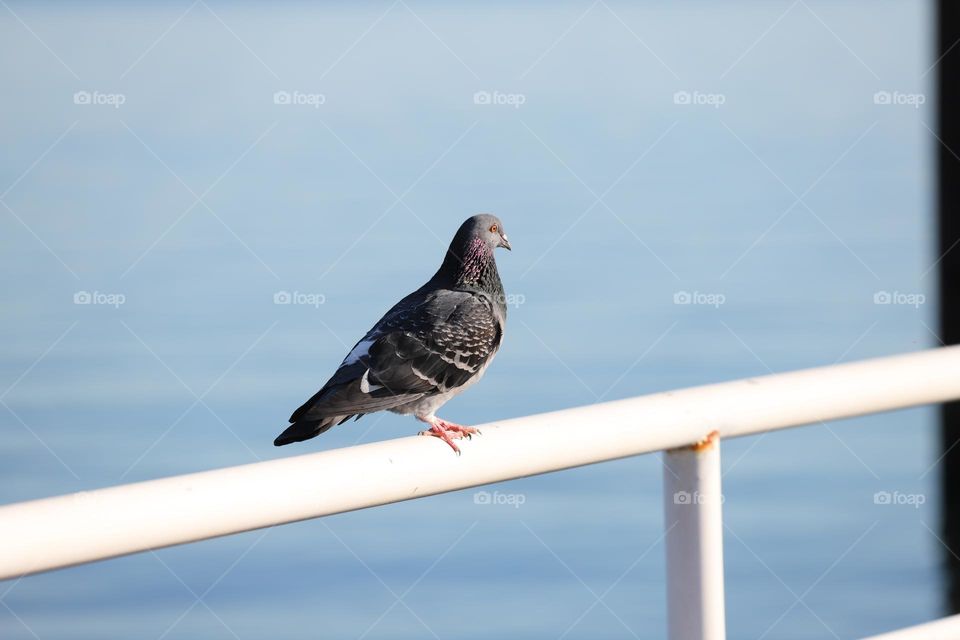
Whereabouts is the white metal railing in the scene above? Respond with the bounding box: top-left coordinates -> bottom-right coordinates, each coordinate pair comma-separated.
860,613 -> 960,639
4,346 -> 960,639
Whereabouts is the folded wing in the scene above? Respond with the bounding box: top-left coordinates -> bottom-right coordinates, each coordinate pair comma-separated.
289,289 -> 502,424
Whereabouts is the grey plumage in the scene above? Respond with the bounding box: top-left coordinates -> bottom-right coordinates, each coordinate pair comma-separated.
274,214 -> 510,448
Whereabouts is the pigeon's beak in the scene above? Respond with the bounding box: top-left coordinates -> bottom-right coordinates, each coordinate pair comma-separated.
499,234 -> 512,251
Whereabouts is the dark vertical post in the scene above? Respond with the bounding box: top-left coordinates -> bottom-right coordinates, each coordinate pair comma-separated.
939,0 -> 960,616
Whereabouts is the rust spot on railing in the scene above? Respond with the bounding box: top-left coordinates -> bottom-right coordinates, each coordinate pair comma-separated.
666,430 -> 720,454
691,430 -> 720,453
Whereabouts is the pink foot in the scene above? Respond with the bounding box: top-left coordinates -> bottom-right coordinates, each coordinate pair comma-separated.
436,419 -> 480,439
416,417 -> 480,454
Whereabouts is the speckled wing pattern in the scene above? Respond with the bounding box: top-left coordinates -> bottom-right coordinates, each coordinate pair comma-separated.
289,289 -> 502,424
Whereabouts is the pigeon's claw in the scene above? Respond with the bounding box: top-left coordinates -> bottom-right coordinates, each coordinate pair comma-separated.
436,419 -> 479,440
423,424 -> 461,454
417,417 -> 481,454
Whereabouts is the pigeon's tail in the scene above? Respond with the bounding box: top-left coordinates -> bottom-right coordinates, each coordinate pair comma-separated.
273,416 -> 343,446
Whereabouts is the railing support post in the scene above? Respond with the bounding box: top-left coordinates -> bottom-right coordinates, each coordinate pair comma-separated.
663,431 -> 726,640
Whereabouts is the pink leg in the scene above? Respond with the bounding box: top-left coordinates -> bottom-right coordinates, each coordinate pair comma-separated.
416,416 -> 480,454
435,418 -> 480,439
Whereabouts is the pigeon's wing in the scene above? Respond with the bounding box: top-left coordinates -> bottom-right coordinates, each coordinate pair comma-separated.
289,289 -> 502,423
365,290 -> 502,394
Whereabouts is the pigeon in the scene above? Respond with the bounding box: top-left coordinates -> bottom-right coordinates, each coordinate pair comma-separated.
274,214 -> 511,454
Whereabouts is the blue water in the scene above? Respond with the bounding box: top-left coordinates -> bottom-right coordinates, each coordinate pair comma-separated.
0,1 -> 939,638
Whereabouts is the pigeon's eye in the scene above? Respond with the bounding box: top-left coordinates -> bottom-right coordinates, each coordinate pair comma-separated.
490,224 -> 498,233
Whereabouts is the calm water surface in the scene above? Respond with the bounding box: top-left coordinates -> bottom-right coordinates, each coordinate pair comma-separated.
0,2 -> 938,638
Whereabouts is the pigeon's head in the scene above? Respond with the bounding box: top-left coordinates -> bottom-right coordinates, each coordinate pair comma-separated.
437,214 -> 510,289
458,214 -> 511,252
